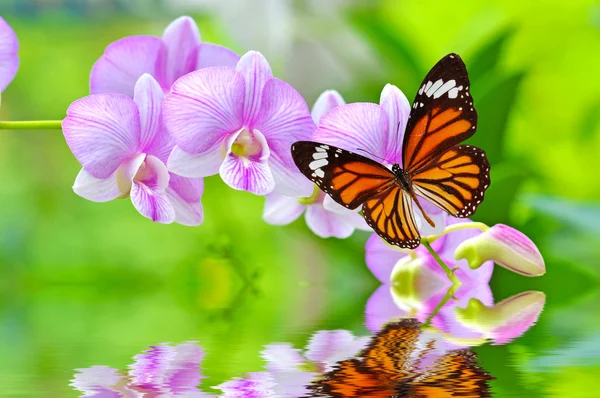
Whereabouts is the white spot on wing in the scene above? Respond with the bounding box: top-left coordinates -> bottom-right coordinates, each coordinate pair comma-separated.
309,159 -> 328,170
315,169 -> 325,178
423,80 -> 433,94
312,152 -> 327,160
426,79 -> 444,97
432,79 -> 456,99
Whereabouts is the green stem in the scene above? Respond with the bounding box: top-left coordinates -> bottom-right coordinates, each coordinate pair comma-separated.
0,120 -> 63,130
421,240 -> 462,287
424,221 -> 489,244
423,282 -> 460,327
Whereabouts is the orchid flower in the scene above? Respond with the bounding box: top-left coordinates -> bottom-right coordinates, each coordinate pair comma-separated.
365,219 -> 545,346
71,342 -> 211,397
0,17 -> 19,96
312,83 -> 447,236
365,217 -> 494,337
455,224 -> 546,276
63,74 -> 204,225
163,51 -> 315,196
213,329 -> 369,397
263,89 -> 370,237
91,16 -> 239,96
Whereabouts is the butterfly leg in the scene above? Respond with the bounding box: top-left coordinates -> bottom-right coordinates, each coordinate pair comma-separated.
409,191 -> 435,228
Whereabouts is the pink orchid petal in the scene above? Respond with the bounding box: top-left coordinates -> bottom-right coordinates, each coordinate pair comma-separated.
365,285 -> 410,333
490,291 -> 545,344
261,344 -> 305,372
305,330 -> 368,364
90,36 -> 164,96
63,94 -> 140,179
269,153 -> 314,197
214,372 -> 276,397
305,204 -> 355,238
71,366 -> 123,396
263,193 -> 305,225
379,84 -> 410,165
129,342 -> 205,393
73,169 -> 122,203
487,224 -> 546,276
322,195 -> 354,215
413,201 -> 447,236
130,156 -> 175,223
311,89 -> 345,124
115,153 -> 147,191
253,78 -> 315,195
167,174 -> 204,226
236,51 -> 273,125
197,43 -> 240,69
313,103 -> 389,163
0,17 -> 19,92
133,74 -> 166,151
167,144 -> 224,178
365,233 -> 408,283
344,212 -> 372,231
163,66 -> 245,154
219,129 -> 274,195
161,16 -> 201,87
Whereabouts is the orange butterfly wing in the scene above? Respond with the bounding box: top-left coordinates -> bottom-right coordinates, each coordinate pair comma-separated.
291,141 -> 420,249
402,54 -> 490,218
362,187 -> 421,249
291,141 -> 395,210
310,319 -> 492,398
411,145 -> 490,217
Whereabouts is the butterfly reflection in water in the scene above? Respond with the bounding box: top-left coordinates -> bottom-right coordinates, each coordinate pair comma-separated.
292,54 -> 490,249
309,318 -> 492,398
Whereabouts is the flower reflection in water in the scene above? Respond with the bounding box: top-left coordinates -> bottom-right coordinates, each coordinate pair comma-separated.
71,291 -> 544,397
71,342 -> 210,397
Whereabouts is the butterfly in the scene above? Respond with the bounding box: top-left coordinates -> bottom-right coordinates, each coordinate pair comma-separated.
291,54 -> 490,249
309,319 -> 492,397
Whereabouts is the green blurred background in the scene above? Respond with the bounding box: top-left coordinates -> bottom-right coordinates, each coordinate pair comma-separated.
0,0 -> 599,396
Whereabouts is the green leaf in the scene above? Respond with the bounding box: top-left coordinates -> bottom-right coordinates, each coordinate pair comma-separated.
523,194 -> 600,236
467,72 -> 526,164
346,7 -> 424,85
473,161 -> 528,225
578,98 -> 600,142
467,26 -> 517,83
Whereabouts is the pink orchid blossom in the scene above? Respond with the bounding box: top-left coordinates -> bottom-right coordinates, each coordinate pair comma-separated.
365,219 -> 544,347
0,17 -> 19,93
312,83 -> 447,236
214,329 -> 369,397
63,74 -> 204,225
163,51 -> 315,196
263,90 -> 370,238
365,218 -> 494,339
455,224 -> 546,276
91,16 -> 239,96
71,342 -> 210,397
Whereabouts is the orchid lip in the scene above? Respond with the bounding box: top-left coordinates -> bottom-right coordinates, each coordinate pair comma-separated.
229,127 -> 264,159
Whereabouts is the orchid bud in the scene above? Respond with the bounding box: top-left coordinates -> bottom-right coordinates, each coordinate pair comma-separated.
454,291 -> 546,344
454,224 -> 545,276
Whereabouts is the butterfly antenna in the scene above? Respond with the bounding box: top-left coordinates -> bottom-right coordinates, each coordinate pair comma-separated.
356,148 -> 387,163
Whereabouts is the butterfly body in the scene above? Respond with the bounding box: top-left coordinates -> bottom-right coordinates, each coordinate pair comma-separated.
292,54 -> 490,249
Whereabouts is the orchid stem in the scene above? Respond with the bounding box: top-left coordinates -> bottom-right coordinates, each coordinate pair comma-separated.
424,221 -> 489,244
422,282 -> 460,327
421,240 -> 461,287
0,120 -> 63,130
